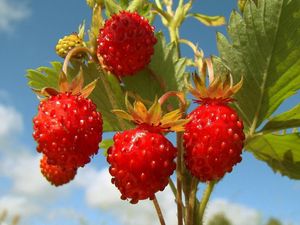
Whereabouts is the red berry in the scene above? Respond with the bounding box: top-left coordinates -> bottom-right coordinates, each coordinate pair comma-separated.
107,125 -> 177,203
33,93 -> 103,169
97,11 -> 157,77
40,155 -> 77,186
183,100 -> 245,182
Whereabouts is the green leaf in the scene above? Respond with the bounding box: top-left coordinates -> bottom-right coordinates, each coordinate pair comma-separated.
238,0 -> 258,13
88,4 -> 103,52
262,104 -> 300,133
120,0 -> 129,9
104,0 -> 121,17
79,62 -> 132,132
26,61 -> 132,132
122,32 -> 188,109
99,139 -> 114,156
217,0 -> 300,133
190,13 -> 226,26
247,133 -> 300,179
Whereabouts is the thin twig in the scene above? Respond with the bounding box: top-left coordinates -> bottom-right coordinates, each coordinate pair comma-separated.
169,178 -> 177,198
151,3 -> 172,22
153,195 -> 166,225
198,181 -> 216,225
176,132 -> 184,225
62,47 -> 94,75
186,178 -> 198,225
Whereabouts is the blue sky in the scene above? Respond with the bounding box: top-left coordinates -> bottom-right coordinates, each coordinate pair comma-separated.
0,0 -> 299,225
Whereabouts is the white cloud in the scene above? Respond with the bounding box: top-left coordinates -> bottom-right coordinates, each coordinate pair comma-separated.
0,195 -> 40,218
76,167 -> 177,225
0,0 -> 30,32
205,198 -> 261,225
0,153 -> 71,199
0,104 -> 23,140
76,167 -> 266,225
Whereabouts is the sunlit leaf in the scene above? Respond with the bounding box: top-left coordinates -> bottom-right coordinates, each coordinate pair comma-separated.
247,133 -> 300,179
262,104 -> 300,133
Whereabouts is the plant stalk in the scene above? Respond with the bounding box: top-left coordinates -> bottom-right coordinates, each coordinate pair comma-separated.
153,195 -> 166,225
176,132 -> 184,225
62,47 -> 95,75
186,178 -> 198,225
198,181 -> 216,225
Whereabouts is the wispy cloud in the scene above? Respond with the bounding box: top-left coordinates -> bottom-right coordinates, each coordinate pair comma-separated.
205,198 -> 261,225
0,104 -> 23,140
0,0 -> 30,32
76,167 -> 178,225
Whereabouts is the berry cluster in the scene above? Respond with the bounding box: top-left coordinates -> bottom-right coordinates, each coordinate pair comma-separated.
33,10 -> 245,199
33,73 -> 103,186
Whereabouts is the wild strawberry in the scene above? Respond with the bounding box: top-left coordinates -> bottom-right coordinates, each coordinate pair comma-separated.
33,71 -> 102,169
107,97 -> 187,203
183,60 -> 245,182
40,155 -> 77,186
97,11 -> 157,77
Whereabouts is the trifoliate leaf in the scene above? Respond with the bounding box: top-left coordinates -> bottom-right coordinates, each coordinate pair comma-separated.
217,0 -> 300,133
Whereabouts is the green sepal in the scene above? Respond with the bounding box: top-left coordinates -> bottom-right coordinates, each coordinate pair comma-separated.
104,0 -> 122,17
189,13 -> 226,26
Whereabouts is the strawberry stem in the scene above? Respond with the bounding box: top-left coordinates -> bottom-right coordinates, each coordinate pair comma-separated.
186,177 -> 198,225
176,132 -> 184,225
168,178 -> 177,197
159,91 -> 187,225
153,195 -> 166,225
158,91 -> 186,112
198,181 -> 216,225
62,46 -> 95,75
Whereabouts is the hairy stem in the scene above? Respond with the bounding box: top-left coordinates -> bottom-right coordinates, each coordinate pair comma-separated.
169,178 -> 177,198
153,196 -> 166,225
62,47 -> 95,75
176,132 -> 184,225
152,3 -> 172,22
169,28 -> 181,57
186,178 -> 198,225
198,181 -> 216,225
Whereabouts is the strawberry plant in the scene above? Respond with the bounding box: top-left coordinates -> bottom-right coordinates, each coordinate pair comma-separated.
26,0 -> 300,224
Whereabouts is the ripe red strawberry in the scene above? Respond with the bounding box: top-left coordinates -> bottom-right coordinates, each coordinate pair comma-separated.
97,11 -> 157,77
107,98 -> 187,203
33,93 -> 103,169
40,155 -> 77,186
107,125 -> 177,203
184,61 -> 245,182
